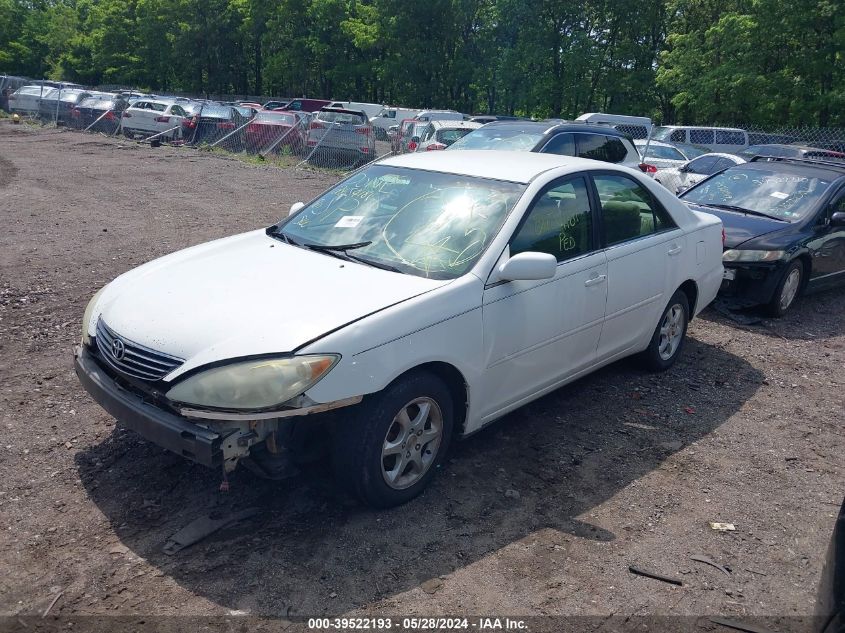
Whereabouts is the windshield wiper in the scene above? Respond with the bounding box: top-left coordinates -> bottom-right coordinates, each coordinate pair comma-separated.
302,241 -> 372,252
343,252 -> 402,273
704,204 -> 788,222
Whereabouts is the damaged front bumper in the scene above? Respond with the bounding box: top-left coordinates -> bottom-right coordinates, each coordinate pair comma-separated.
73,344 -> 360,472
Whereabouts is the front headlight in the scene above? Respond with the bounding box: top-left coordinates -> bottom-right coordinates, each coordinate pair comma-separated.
165,355 -> 340,411
81,286 -> 107,345
722,249 -> 786,263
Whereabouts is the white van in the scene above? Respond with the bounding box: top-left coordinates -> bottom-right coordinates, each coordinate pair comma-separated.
575,112 -> 653,139
652,125 -> 749,153
415,110 -> 464,122
370,106 -> 422,138
327,101 -> 384,120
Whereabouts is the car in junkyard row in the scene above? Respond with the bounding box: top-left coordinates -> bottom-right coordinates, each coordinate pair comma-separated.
74,151 -> 723,508
680,156 -> 845,316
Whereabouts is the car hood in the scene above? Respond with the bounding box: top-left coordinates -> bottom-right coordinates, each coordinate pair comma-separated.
93,230 -> 448,378
682,203 -> 788,248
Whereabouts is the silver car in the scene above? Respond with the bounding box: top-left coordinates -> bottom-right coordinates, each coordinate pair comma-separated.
305,108 -> 375,166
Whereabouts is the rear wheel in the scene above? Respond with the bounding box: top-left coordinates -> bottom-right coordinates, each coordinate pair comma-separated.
332,371 -> 453,508
641,290 -> 689,371
766,259 -> 803,317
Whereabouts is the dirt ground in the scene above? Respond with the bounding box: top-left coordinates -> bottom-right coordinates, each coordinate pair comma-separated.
0,124 -> 843,629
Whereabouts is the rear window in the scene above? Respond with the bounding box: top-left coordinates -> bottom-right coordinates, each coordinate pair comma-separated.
641,144 -> 685,161
78,98 -> 114,109
447,125 -> 545,151
317,111 -> 366,124
255,112 -> 296,124
198,105 -> 232,118
435,128 -> 474,145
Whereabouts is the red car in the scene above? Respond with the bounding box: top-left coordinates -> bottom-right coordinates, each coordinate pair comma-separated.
244,111 -> 307,154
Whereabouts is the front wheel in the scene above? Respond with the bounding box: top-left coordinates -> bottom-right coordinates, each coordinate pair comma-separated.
641,290 -> 690,372
332,371 -> 453,508
766,259 -> 803,317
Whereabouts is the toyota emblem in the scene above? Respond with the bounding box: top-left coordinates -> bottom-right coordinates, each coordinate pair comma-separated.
112,338 -> 126,360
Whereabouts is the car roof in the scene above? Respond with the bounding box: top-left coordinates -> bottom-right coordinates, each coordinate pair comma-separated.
480,119 -> 631,138
634,139 -> 675,147
378,150 -> 610,183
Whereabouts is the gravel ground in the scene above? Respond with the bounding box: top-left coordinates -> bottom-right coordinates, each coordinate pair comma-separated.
0,123 -> 843,629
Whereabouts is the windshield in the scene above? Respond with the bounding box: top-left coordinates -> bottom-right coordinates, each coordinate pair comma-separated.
681,167 -> 831,221
447,125 -> 545,151
638,143 -> 684,161
274,165 -> 525,279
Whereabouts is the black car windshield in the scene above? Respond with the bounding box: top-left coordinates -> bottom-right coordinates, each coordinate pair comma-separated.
274,165 -> 525,279
447,125 -> 545,151
681,166 -> 832,221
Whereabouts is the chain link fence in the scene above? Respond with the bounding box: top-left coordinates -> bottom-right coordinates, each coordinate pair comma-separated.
646,125 -> 845,196
5,78 -> 845,179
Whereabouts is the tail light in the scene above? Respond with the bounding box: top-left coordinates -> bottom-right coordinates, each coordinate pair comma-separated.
360,147 -> 370,154
638,163 -> 658,174
217,122 -> 235,130
426,142 -> 446,151
408,141 -> 418,151
309,121 -> 325,130
355,126 -> 371,136
103,111 -> 115,121
182,116 -> 197,129
71,108 -> 81,118
155,116 -> 170,123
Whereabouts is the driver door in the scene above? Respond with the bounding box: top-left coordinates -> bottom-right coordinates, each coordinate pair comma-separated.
479,176 -> 608,422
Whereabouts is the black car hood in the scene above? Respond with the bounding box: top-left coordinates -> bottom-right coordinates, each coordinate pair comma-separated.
683,203 -> 789,248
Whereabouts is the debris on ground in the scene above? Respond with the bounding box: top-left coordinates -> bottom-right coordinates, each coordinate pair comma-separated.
162,507 -> 260,555
709,522 -> 736,531
628,565 -> 683,586
690,554 -> 731,576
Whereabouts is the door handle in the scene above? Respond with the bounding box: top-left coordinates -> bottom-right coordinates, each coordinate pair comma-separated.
668,245 -> 683,256
584,274 -> 607,287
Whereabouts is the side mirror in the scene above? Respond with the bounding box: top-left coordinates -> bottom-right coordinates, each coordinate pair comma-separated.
679,163 -> 690,173
288,201 -> 305,217
498,252 -> 557,282
830,211 -> 845,227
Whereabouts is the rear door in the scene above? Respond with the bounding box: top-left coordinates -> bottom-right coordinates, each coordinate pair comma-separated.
807,188 -> 845,290
591,171 -> 686,361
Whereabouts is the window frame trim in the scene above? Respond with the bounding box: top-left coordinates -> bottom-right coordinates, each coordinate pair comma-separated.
587,169 -> 681,249
506,174 -> 598,264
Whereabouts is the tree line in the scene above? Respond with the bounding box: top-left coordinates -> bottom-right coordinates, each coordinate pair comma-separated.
1,0 -> 842,126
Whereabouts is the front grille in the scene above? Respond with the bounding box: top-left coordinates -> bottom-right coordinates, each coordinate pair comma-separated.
95,318 -> 184,382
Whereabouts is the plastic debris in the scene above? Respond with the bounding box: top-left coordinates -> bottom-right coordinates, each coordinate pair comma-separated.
628,565 -> 683,586
709,522 -> 736,531
163,507 -> 260,555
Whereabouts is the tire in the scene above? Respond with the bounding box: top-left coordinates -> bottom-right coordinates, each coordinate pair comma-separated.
765,259 -> 803,317
331,371 -> 454,508
641,289 -> 690,372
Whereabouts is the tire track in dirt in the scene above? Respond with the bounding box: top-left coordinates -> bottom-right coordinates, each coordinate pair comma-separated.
0,154 -> 18,188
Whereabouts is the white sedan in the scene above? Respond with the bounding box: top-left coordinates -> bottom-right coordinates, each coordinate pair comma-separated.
120,99 -> 191,139
75,151 -> 723,508
655,153 -> 746,194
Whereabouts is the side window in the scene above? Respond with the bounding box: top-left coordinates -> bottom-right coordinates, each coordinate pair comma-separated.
689,129 -> 714,144
170,105 -> 186,117
669,129 -> 686,143
387,110 -> 396,119
594,173 -> 677,245
542,133 -> 575,156
712,158 -> 735,172
576,134 -> 627,163
686,155 -> 719,174
715,130 -> 745,145
510,177 -> 593,262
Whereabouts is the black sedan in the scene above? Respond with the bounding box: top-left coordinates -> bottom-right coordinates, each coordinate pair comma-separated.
680,157 -> 845,316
